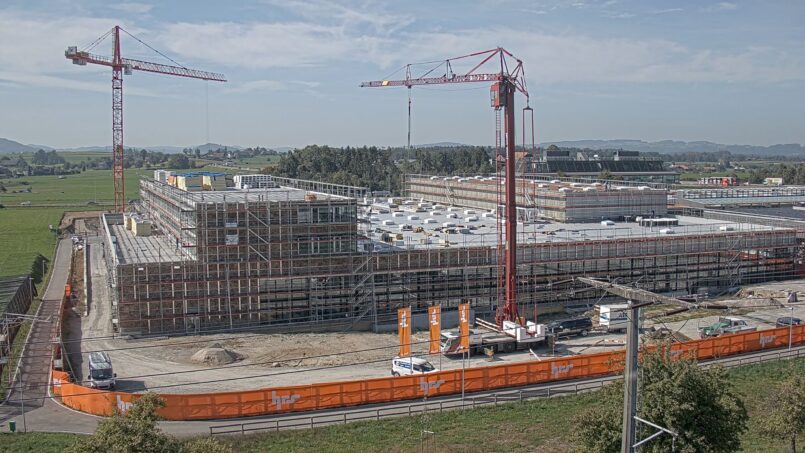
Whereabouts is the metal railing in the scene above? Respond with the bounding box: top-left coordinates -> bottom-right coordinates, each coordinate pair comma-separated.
209,346 -> 804,436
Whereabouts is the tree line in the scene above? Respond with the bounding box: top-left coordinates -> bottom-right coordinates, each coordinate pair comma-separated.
266,145 -> 496,194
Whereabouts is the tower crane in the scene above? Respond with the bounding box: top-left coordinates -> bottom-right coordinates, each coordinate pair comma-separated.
361,48 -> 531,326
65,25 -> 226,212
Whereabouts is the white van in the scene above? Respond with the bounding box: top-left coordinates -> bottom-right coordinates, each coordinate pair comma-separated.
598,304 -> 629,332
391,357 -> 438,376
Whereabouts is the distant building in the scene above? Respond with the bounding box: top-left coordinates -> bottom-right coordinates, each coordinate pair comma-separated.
764,177 -> 784,186
529,158 -> 679,184
698,176 -> 737,187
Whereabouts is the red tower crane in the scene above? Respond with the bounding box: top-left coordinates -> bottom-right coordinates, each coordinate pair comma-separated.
65,26 -> 226,212
361,47 -> 531,326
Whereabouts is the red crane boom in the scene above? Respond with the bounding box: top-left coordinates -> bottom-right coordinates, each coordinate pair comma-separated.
361,47 -> 530,326
65,26 -> 226,212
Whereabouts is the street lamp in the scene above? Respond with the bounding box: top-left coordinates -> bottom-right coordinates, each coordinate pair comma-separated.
789,306 -> 795,352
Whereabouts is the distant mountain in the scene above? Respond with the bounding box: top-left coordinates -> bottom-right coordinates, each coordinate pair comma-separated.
414,142 -> 468,149
57,145 -> 112,152
27,143 -> 55,151
0,138 -> 39,153
541,139 -> 805,156
194,143 -> 244,153
54,143 -> 244,154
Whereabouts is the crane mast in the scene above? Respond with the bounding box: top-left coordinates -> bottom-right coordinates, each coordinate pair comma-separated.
361,48 -> 530,326
66,25 -> 226,212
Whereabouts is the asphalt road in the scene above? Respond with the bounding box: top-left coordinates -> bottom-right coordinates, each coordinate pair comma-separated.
0,238 -> 71,432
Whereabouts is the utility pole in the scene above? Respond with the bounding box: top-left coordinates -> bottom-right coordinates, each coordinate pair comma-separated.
576,277 -> 700,452
621,300 -> 640,453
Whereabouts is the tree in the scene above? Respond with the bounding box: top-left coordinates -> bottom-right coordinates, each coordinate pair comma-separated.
168,154 -> 192,170
68,393 -> 230,453
757,371 -> 805,452
573,346 -> 748,452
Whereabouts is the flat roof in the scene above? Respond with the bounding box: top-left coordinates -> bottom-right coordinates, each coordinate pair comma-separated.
109,224 -> 183,264
407,175 -> 667,195
727,206 -> 805,221
361,202 -> 778,251
174,187 -> 351,205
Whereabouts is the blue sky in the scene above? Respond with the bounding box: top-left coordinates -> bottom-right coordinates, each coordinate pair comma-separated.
1,0 -> 803,148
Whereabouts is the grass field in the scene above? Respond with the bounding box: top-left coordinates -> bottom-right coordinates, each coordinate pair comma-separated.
0,208 -> 63,277
1,357 -> 801,452
0,168 -> 153,277
0,168 -> 155,207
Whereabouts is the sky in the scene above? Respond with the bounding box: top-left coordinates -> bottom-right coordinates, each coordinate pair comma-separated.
0,0 -> 804,149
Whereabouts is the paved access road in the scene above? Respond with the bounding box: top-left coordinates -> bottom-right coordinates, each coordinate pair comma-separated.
0,238 -> 71,432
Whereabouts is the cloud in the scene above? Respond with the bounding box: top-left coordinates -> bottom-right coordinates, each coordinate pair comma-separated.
2,5 -> 803,95
387,29 -> 805,84
705,2 -> 738,12
160,21 -> 386,69
652,8 -> 683,14
263,0 -> 414,34
226,79 -> 321,93
109,3 -> 154,14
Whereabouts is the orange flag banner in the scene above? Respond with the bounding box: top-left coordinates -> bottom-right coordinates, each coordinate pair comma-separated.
459,303 -> 470,351
398,307 -> 411,357
428,305 -> 441,354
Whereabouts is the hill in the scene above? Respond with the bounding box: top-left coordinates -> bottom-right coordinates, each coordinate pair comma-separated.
542,139 -> 805,156
0,137 -> 39,153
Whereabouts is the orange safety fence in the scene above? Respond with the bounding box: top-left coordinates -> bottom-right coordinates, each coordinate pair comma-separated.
50,325 -> 804,421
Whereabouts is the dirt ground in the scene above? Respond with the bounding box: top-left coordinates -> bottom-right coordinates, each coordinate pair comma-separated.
64,233 -> 805,394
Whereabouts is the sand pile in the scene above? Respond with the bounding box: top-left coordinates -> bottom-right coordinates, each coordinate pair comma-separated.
191,343 -> 241,366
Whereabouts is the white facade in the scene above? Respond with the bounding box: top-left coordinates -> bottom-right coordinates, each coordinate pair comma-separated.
233,174 -> 278,189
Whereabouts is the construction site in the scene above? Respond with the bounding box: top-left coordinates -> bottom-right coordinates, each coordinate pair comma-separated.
2,30 -> 794,430
94,172 -> 802,338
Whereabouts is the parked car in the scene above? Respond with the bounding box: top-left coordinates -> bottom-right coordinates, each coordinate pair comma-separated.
391,357 -> 438,377
776,316 -> 803,327
547,317 -> 593,338
699,316 -> 756,338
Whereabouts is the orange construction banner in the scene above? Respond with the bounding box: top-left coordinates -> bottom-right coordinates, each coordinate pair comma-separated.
458,303 -> 470,351
428,305 -> 441,354
398,307 -> 411,357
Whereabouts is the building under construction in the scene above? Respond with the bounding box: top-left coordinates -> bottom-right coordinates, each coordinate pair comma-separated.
101,175 -> 801,336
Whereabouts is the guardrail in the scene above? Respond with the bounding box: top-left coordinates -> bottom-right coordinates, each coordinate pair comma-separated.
209,347 -> 804,436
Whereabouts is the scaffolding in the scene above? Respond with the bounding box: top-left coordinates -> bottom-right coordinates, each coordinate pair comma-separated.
100,178 -> 803,337
405,174 -> 668,222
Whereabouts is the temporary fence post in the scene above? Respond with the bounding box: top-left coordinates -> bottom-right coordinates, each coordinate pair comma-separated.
494,394 -> 497,405
343,413 -> 347,424
275,420 -> 279,432
518,390 -> 522,402
310,417 -> 314,429
241,424 -> 245,435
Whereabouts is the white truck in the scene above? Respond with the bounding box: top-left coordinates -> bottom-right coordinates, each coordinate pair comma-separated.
440,320 -> 546,356
87,351 -> 116,389
598,304 -> 629,332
